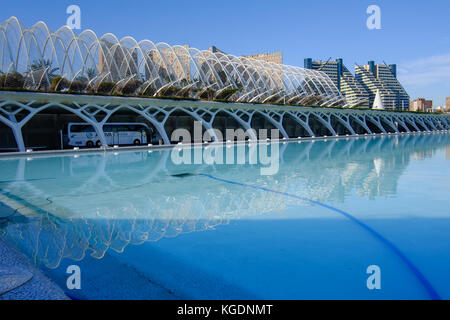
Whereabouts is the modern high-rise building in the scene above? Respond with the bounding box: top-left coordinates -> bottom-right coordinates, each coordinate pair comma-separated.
304,58 -> 370,108
355,61 -> 410,110
410,98 -> 433,112
446,97 -> 450,111
355,64 -> 396,110
374,63 -> 410,110
208,46 -> 227,54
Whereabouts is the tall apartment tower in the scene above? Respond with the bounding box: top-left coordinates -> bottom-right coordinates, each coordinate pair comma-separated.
304,58 -> 370,108
355,64 -> 396,110
355,61 -> 410,110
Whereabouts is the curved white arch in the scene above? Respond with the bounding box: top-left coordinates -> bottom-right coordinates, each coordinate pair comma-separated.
0,16 -> 347,106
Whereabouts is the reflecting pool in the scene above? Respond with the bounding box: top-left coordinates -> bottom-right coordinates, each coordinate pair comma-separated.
0,133 -> 449,299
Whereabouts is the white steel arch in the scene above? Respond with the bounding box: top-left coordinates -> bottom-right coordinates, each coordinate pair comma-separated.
0,16 -> 347,106
0,92 -> 448,152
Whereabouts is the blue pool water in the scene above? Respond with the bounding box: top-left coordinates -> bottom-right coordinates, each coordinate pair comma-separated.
0,133 -> 449,300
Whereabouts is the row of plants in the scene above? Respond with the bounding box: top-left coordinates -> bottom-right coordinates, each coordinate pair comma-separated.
0,72 -> 25,88
0,71 -> 244,102
0,71 -> 448,115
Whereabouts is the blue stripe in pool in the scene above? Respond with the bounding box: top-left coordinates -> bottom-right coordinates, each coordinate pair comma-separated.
199,173 -> 441,300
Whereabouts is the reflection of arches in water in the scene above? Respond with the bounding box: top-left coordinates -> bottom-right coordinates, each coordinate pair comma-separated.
0,134 -> 449,270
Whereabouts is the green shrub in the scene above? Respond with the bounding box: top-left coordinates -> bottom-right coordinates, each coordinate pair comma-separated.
50,76 -> 69,91
118,80 -> 142,95
215,87 -> 241,101
96,81 -> 116,94
0,72 -> 24,88
68,79 -> 86,92
140,84 -> 156,97
198,88 -> 216,100
157,85 -> 180,97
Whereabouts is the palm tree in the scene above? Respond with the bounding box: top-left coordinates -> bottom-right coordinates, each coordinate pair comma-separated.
86,68 -> 97,79
25,59 -> 59,89
30,59 -> 59,79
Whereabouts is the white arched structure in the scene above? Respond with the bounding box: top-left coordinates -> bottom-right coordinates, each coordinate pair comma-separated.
0,91 -> 448,152
0,16 -> 347,107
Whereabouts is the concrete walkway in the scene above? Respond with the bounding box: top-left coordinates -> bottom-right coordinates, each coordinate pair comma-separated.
0,236 -> 69,300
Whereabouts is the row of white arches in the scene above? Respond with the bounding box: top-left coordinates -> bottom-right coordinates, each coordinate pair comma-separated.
0,16 -> 346,106
0,94 -> 448,152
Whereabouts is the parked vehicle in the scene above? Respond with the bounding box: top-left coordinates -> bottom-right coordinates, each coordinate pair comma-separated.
64,123 -> 151,147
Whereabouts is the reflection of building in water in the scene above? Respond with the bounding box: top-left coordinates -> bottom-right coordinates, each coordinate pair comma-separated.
411,150 -> 434,160
0,134 -> 449,269
447,146 -> 450,160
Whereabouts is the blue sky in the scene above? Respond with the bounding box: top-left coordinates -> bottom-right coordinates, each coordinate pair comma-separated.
2,0 -> 450,106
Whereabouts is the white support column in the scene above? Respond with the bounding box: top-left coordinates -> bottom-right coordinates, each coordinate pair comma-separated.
311,111 -> 337,136
331,113 -> 356,135
0,114 -> 25,152
11,124 -> 25,152
108,104 -> 173,145
423,117 -> 438,131
366,115 -> 387,134
404,116 -> 421,132
442,117 -> 449,128
286,111 -> 315,137
414,117 -> 430,132
64,102 -> 110,147
392,115 -> 410,133
258,110 -> 289,139
426,118 -> 437,131
434,118 -> 446,130
349,114 -> 373,134
379,115 -> 399,133
222,109 -> 258,141
92,123 -> 108,147
182,107 -> 219,142
143,106 -> 172,145
0,104 -> 26,152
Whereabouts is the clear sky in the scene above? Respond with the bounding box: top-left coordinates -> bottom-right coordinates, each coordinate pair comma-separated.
2,0 -> 450,106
